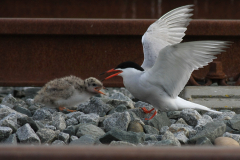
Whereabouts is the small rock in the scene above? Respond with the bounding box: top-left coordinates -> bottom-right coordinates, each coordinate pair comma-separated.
167,111 -> 181,119
127,120 -> 144,132
52,140 -> 65,145
161,130 -> 181,146
109,141 -> 136,147
77,113 -> 99,126
26,98 -> 35,106
149,112 -> 171,130
189,121 -> 226,143
205,110 -> 235,120
36,128 -> 56,144
45,124 -> 56,131
109,92 -> 134,109
134,101 -> 153,110
0,113 -> 19,132
70,135 -> 78,142
223,132 -> 240,144
0,126 -> 12,141
77,97 -> 112,117
145,134 -> 158,141
76,124 -> 105,138
52,112 -> 66,130
175,118 -> 188,125
63,125 -> 78,136
103,111 -> 131,132
18,116 -> 39,132
66,111 -> 83,119
66,118 -> 78,126
13,105 -> 32,117
168,123 -> 196,138
1,94 -> 17,108
196,137 -> 213,146
195,115 -> 213,132
228,114 -> 240,131
16,123 -> 40,144
32,109 -> 52,121
174,131 -> 188,144
154,139 -> 180,147
58,132 -> 69,144
215,137 -> 239,146
99,128 -> 145,145
70,135 -> 96,145
180,109 -> 202,126
159,126 -> 169,135
2,133 -> 17,145
143,125 -> 159,135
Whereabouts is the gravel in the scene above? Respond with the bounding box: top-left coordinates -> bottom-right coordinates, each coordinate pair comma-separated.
0,88 -> 239,147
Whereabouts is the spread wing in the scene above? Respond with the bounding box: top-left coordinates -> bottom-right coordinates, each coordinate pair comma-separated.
141,41 -> 231,98
141,5 -> 193,70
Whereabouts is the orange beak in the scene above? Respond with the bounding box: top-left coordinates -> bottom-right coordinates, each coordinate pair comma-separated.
94,87 -> 105,95
101,68 -> 123,82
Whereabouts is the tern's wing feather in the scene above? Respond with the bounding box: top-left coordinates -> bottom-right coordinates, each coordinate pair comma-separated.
142,41 -> 231,98
141,5 -> 193,70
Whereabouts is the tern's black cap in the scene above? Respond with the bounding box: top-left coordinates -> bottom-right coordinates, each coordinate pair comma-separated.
115,61 -> 144,71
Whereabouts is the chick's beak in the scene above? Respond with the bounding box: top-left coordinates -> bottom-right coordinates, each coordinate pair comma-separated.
101,68 -> 123,82
94,87 -> 106,95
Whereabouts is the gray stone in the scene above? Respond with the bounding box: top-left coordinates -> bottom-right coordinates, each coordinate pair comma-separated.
0,113 -> 19,132
58,132 -> 69,144
154,139 -> 180,147
76,124 -> 105,138
195,115 -> 213,132
223,132 -> 240,144
66,111 -> 83,119
109,92 -> 134,109
127,120 -> 144,133
205,110 -> 235,120
189,121 -> 226,143
18,116 -> 39,132
45,124 -> 56,131
159,126 -> 169,135
170,119 -> 176,124
174,131 -> 189,144
99,128 -> 145,145
70,135 -> 78,142
0,105 -> 27,119
115,104 -> 128,112
52,112 -> 66,130
28,105 -> 40,114
128,108 -> 149,120
70,134 -> 96,145
0,126 -> 12,141
145,134 -> 158,141
77,113 -> 99,126
180,109 -> 202,126
63,125 -> 77,136
175,118 -> 188,125
78,97 -> 113,116
162,130 -> 181,146
32,109 -> 52,121
16,123 -> 40,144
134,101 -> 153,110
118,88 -> 134,99
228,114 -> 240,131
109,141 -> 136,146
169,123 -> 197,138
103,111 -> 131,132
66,118 -> 78,126
52,140 -> 65,145
167,111 -> 181,119
13,105 -> 32,117
2,133 -> 17,145
149,112 -> 171,130
143,125 -> 159,135
1,94 -> 17,108
36,128 -> 56,144
196,137 -> 213,145
26,98 -> 34,106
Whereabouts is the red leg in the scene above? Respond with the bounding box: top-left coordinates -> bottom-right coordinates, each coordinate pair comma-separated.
145,110 -> 157,120
141,107 -> 154,113
58,106 -> 76,112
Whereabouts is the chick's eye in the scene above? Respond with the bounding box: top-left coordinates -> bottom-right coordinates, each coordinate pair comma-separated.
92,83 -> 96,86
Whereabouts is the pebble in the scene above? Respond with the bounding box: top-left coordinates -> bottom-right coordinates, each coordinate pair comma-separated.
149,112 -> 171,131
143,125 -> 159,135
70,135 -> 96,145
180,109 -> 202,126
77,113 -> 99,126
127,120 -> 144,132
36,128 -> 57,144
16,123 -> 40,144
76,124 -> 105,138
0,126 -> 12,141
196,137 -> 213,146
214,137 -> 239,146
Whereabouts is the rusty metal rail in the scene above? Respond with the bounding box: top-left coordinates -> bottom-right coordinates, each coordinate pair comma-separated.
0,19 -> 239,87
0,145 -> 240,160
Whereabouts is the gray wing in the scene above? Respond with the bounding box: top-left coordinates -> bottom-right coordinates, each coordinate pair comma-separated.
141,5 -> 193,70
141,41 -> 231,98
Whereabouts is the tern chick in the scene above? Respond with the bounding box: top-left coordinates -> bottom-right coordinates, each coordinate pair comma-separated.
34,75 -> 105,112
101,5 -> 232,120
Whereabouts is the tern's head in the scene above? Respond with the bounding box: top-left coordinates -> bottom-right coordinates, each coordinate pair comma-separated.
101,61 -> 144,81
84,77 -> 105,95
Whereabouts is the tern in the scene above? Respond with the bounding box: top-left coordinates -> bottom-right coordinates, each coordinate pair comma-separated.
101,5 -> 231,120
34,75 -> 105,112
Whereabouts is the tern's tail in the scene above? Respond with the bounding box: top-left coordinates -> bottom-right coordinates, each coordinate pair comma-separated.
175,97 -> 222,114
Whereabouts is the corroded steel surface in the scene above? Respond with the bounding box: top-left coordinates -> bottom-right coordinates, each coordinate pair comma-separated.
0,19 -> 239,87
0,146 -> 240,160
0,0 -> 240,19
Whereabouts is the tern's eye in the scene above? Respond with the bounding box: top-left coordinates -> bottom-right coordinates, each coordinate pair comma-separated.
92,83 -> 97,86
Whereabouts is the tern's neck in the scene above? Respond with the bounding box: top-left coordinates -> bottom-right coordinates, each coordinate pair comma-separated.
120,68 -> 143,81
